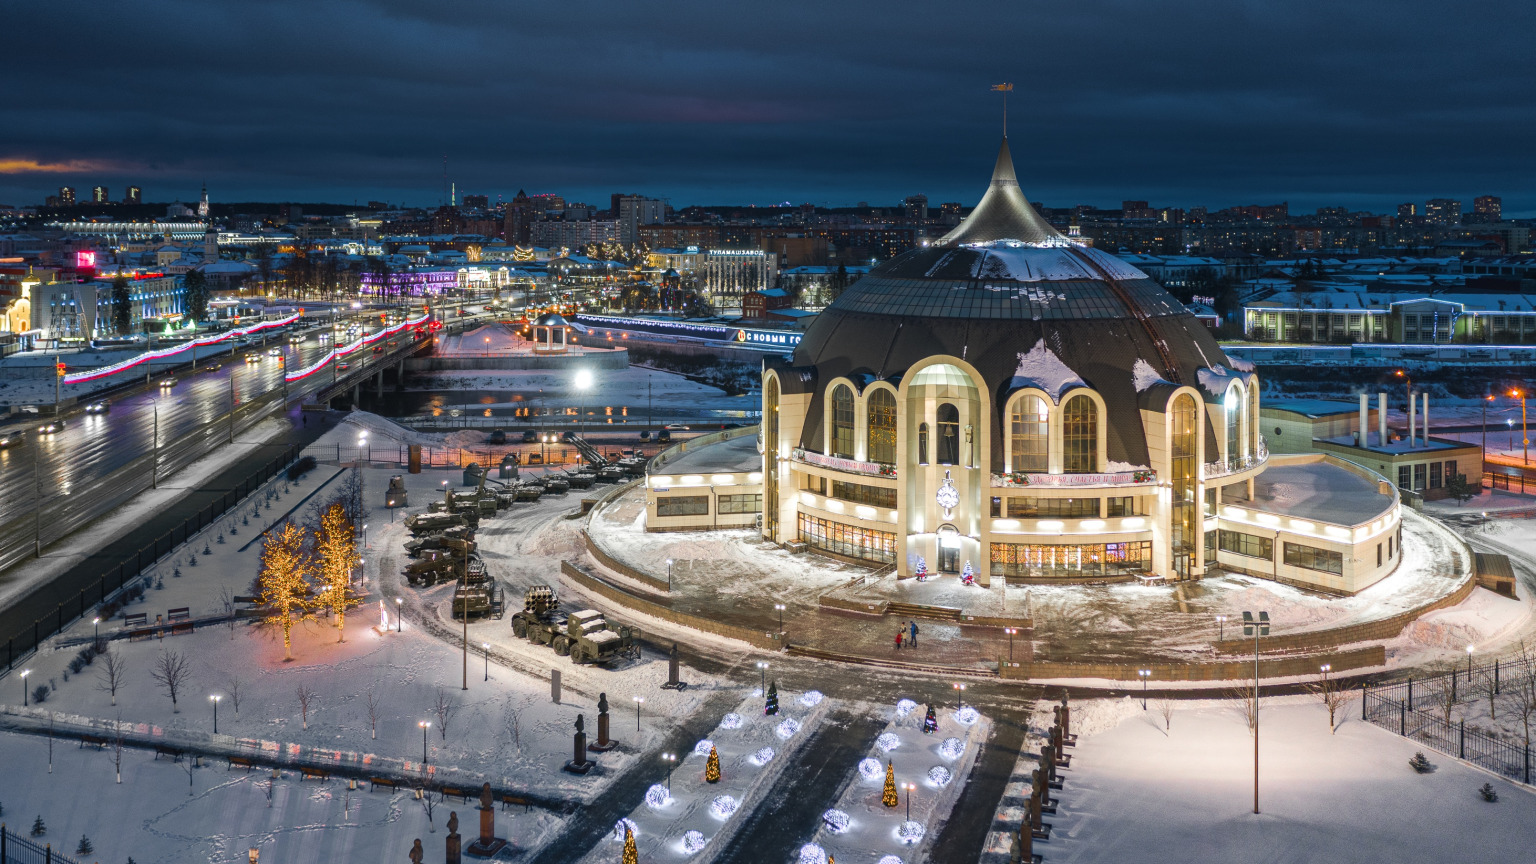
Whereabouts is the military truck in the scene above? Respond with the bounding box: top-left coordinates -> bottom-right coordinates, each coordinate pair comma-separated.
403,551 -> 456,585
510,585 -> 641,665
452,582 -> 504,620
404,531 -> 475,559
405,512 -> 467,536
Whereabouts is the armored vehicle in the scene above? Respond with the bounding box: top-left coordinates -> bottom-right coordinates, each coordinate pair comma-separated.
405,512 -> 467,536
509,585 -> 641,665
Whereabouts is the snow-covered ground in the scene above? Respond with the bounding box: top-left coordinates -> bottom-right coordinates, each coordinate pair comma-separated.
1033,695 -> 1536,863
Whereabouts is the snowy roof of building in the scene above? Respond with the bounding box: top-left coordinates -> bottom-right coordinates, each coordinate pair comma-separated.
1262,399 -> 1364,418
1245,461 -> 1394,525
651,433 -> 760,478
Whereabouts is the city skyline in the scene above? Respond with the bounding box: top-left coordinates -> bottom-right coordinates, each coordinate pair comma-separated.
2,0 -> 1534,215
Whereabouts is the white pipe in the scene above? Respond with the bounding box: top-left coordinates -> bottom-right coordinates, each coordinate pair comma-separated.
1379,393 -> 1387,447
1358,392 -> 1368,447
1422,393 -> 1430,446
1409,392 -> 1416,447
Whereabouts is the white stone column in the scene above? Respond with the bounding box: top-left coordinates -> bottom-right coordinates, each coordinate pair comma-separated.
1358,392 -> 1369,447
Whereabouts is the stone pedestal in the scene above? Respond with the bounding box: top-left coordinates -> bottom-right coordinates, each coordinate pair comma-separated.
590,693 -> 616,752
563,714 -> 594,774
445,812 -> 462,864
660,642 -> 687,690
465,783 -> 508,858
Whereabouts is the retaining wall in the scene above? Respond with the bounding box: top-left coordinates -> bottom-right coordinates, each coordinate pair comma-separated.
560,559 -> 784,651
1004,644 -> 1387,682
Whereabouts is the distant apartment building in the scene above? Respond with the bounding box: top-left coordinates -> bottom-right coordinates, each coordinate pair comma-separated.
1469,195 -> 1502,223
1424,198 -> 1462,225
903,194 -> 928,221
461,194 -> 489,211
528,218 -> 619,250
91,186 -> 108,205
58,187 -> 76,207
702,249 -> 778,309
618,195 -> 666,244
1396,203 -> 1417,219
124,186 -> 142,205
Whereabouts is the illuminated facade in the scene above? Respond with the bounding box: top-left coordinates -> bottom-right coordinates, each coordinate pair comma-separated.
758,139 -> 1402,593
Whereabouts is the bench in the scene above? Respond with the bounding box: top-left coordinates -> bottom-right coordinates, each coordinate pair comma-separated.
370,777 -> 399,792
1132,573 -> 1166,586
233,595 -> 259,604
299,765 -> 330,782
228,756 -> 256,771
500,794 -> 532,813
128,628 -> 156,643
79,734 -> 108,750
122,612 -> 147,628
441,786 -> 469,802
166,607 -> 191,623
155,746 -> 183,762
171,622 -> 194,637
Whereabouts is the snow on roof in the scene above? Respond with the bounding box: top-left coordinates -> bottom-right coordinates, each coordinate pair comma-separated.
1010,338 -> 1085,399
1131,358 -> 1171,392
1227,356 -> 1255,372
964,241 -> 1148,283
1247,462 -> 1393,525
1196,365 -> 1244,398
1263,399 -> 1362,418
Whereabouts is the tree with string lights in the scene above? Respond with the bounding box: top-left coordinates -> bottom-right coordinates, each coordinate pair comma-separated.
313,502 -> 358,641
258,521 -> 314,660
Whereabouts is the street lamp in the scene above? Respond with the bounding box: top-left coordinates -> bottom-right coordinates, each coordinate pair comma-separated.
633,696 -> 644,732
1242,610 -> 1270,815
1483,394 -> 1495,458
1004,627 -> 1017,664
93,617 -> 100,642
20,669 -> 31,706
1468,644 -> 1475,675
574,369 -> 593,445
1510,390 -> 1529,466
483,642 -> 491,681
395,597 -> 403,632
211,694 -> 221,734
775,603 -> 786,638
953,683 -> 966,710
662,752 -> 676,793
1216,614 -> 1227,641
903,782 -> 915,823
419,721 -> 431,764
756,661 -> 769,695
1138,669 -> 1151,710
666,558 -> 673,590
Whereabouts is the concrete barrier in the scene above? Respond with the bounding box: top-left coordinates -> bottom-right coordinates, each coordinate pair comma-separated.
560,559 -> 784,651
1005,644 -> 1387,682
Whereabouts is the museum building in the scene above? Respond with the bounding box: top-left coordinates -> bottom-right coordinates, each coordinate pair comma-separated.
745,137 -> 1404,593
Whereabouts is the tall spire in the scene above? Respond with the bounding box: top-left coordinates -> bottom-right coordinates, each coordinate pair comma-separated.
936,137 -> 1065,247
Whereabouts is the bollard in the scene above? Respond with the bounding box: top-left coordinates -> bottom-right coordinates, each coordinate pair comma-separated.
551,669 -> 561,705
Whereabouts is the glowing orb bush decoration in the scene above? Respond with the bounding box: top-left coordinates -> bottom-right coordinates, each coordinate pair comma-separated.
694,738 -> 714,756
682,830 -> 707,854
928,766 -> 952,786
644,784 -> 672,809
776,718 -> 801,739
719,713 -> 743,729
612,818 -> 638,842
797,843 -> 828,864
799,690 -> 824,707
709,795 -> 739,820
939,737 -> 966,760
895,699 -> 917,717
877,732 -> 902,752
751,746 -> 776,766
821,809 -> 851,833
859,757 -> 883,780
897,820 -> 926,844
954,706 -> 980,726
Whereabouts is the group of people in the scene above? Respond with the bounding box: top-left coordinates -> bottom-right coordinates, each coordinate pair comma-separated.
894,619 -> 920,650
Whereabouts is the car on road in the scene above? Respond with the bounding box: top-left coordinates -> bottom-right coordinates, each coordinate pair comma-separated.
337,361 -> 351,371
0,430 -> 24,448
158,377 -> 177,388
522,430 -> 538,443
201,362 -> 221,372
266,348 -> 282,356
84,401 -> 109,414
245,354 -> 261,363
664,423 -> 689,430
37,419 -> 65,434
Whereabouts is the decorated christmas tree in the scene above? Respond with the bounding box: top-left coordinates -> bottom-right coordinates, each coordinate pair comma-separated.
922,704 -> 938,734
882,761 -> 899,808
765,681 -> 779,716
705,745 -> 721,783
622,825 -> 638,864
913,556 -> 927,581
961,561 -> 975,585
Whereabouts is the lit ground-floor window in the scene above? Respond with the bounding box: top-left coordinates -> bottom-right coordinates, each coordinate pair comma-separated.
990,540 -> 1151,578
798,513 -> 896,564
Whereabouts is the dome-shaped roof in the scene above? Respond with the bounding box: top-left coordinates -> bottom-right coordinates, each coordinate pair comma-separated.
532,312 -> 569,327
782,137 -> 1244,468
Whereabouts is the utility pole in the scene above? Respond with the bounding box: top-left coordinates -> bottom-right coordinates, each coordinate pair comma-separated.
1243,610 -> 1269,815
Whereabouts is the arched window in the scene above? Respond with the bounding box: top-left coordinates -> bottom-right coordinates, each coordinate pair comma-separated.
1010,395 -> 1048,473
1225,384 -> 1244,467
867,389 -> 897,465
830,384 -> 855,458
1062,395 -> 1098,473
936,403 -> 960,465
918,423 -> 929,464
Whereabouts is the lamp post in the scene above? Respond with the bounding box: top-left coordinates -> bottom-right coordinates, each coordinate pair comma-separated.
633,696 -> 644,732
1138,669 -> 1151,710
483,642 -> 490,681
1004,627 -> 1017,664
1320,663 -> 1331,687
93,617 -> 100,642
662,752 -> 676,793
395,597 -> 403,632
575,369 -> 593,445
953,683 -> 966,710
211,694 -> 221,734
1483,394 -> 1494,458
775,603 -> 786,638
1243,610 -> 1269,815
1216,614 -> 1227,641
666,558 -> 673,591
903,782 -> 915,822
1468,644 -> 1475,675
756,661 -> 769,695
1395,370 -> 1411,440
420,721 -> 431,764
1510,389 -> 1528,466
21,669 -> 31,706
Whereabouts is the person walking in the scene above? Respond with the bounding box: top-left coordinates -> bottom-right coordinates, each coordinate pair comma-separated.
909,620 -> 919,648
895,629 -> 904,650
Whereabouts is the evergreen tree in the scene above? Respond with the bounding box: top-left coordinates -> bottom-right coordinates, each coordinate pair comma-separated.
257,521 -> 314,660
110,275 -> 133,336
313,502 -> 358,642
922,704 -> 938,734
882,761 -> 899,808
1479,782 -> 1498,802
76,834 -> 93,855
622,825 -> 638,864
1408,752 -> 1433,774
183,270 -> 209,322
764,681 -> 779,716
30,815 -> 45,836
705,745 -> 721,783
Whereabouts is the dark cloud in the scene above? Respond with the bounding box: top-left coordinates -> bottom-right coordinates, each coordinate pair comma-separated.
2,0 -> 1533,213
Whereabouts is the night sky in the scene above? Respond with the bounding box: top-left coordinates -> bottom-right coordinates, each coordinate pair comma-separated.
3,0 -> 1533,214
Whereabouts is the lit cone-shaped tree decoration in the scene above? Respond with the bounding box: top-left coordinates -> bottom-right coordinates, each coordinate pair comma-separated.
705,745 -> 721,783
882,761 -> 899,808
922,704 -> 938,734
765,681 -> 779,716
622,825 -> 638,864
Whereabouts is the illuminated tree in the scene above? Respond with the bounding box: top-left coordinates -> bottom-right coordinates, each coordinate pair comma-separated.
705,745 -> 721,783
882,761 -> 899,808
621,825 -> 637,864
258,521 -> 314,660
313,502 -> 358,642
764,681 -> 779,716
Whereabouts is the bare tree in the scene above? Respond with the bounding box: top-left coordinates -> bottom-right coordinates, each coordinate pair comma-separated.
95,650 -> 126,706
218,584 -> 238,640
262,769 -> 277,807
296,684 -> 317,730
150,650 -> 193,713
179,754 -> 196,794
1228,682 -> 1259,735
1308,669 -> 1351,733
1433,672 -> 1459,726
225,672 -> 245,715
111,715 -> 124,784
432,688 -> 456,741
502,694 -> 533,752
418,782 -> 439,832
1472,664 -> 1499,722
1156,698 -> 1175,732
366,690 -> 380,740
1509,644 -> 1536,750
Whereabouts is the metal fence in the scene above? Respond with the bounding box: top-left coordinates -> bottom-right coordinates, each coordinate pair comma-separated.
1362,657 -> 1536,785
4,444 -> 299,672
0,824 -> 84,864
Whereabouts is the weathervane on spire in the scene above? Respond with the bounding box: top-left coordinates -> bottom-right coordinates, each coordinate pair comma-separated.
991,83 -> 1013,136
